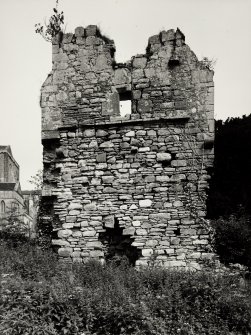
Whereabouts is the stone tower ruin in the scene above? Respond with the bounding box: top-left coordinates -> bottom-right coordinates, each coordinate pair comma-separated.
40,25 -> 214,269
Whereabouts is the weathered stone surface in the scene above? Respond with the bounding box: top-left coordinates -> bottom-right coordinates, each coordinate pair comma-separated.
90,250 -> 103,257
157,153 -> 172,162
100,141 -> 114,148
62,222 -> 74,229
82,230 -> 96,237
52,239 -> 70,246
96,153 -> 107,163
58,247 -> 73,257
40,25 -> 215,269
142,248 -> 153,257
123,227 -> 135,235
68,202 -> 82,210
83,129 -> 95,137
103,215 -> 115,228
58,229 -> 72,238
84,203 -> 97,211
102,176 -> 114,183
139,199 -> 152,208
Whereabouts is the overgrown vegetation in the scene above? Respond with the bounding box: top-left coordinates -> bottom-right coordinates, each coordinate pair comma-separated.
0,208 -> 31,243
207,114 -> 251,270
0,240 -> 251,335
208,114 -> 251,218
212,212 -> 251,270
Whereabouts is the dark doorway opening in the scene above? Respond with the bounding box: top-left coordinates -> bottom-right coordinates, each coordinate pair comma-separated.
99,219 -> 140,266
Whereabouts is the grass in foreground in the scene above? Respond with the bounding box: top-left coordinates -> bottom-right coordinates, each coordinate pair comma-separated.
0,240 -> 251,335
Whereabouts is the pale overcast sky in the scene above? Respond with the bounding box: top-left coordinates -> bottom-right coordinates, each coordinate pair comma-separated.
0,0 -> 251,189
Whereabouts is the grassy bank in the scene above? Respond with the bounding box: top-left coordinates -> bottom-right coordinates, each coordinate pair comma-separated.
0,240 -> 251,335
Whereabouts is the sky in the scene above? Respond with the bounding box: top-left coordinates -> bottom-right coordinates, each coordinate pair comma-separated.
0,0 -> 251,189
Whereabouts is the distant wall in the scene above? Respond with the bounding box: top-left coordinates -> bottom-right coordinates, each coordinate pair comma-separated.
0,151 -> 19,183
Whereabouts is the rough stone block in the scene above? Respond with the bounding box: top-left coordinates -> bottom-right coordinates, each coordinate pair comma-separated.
62,222 -> 74,229
103,215 -> 115,228
173,200 -> 183,207
85,25 -> 98,36
84,203 -> 97,211
58,247 -> 73,257
171,160 -> 187,167
136,229 -> 148,235
69,202 -> 82,210
156,176 -> 169,182
82,230 -> 96,237
86,241 -> 103,249
132,56 -> 147,69
75,26 -> 85,37
83,129 -> 95,137
72,230 -> 82,237
52,239 -> 70,246
100,141 -> 114,148
96,129 -> 108,137
157,153 -> 172,162
123,227 -> 135,235
139,199 -> 152,208
90,250 -> 103,257
142,248 -> 153,257
58,229 -> 72,238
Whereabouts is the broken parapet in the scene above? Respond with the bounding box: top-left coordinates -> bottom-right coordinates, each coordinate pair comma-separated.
40,25 -> 215,269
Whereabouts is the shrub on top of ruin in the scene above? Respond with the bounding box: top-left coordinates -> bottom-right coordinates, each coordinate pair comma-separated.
201,57 -> 217,71
35,0 -> 64,42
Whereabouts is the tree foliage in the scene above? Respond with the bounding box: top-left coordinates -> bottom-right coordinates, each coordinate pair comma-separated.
29,169 -> 43,191
35,0 -> 64,42
207,114 -> 251,269
207,114 -> 251,218
0,207 -> 30,244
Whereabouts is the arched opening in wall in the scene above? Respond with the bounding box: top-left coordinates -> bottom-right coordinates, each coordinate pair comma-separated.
99,218 -> 140,265
1,200 -> 5,213
118,89 -> 132,117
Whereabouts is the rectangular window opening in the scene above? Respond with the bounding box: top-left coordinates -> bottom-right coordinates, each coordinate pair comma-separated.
119,90 -> 132,117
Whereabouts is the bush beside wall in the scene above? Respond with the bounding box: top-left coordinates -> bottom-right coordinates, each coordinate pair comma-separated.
0,241 -> 250,335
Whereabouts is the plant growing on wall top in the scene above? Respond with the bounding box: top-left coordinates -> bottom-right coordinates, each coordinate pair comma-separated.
201,57 -> 217,71
35,0 -> 64,42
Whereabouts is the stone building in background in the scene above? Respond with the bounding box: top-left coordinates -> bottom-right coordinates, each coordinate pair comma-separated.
0,146 -> 38,237
40,26 -> 214,268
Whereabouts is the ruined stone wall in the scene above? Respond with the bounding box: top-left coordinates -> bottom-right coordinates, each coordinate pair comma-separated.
40,25 -> 214,269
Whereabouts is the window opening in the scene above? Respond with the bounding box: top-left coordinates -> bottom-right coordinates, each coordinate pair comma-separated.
118,90 -> 132,117
120,100 -> 131,117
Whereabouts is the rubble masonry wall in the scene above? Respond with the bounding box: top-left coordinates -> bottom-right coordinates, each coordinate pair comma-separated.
40,25 -> 214,269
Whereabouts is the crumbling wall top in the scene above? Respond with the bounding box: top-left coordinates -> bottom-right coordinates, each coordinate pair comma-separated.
41,25 -> 214,141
